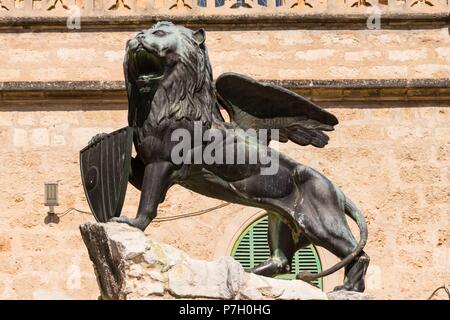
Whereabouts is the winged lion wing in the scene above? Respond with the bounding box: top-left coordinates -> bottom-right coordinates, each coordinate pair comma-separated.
215,72 -> 338,148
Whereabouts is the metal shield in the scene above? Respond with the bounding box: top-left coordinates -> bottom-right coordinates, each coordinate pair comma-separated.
80,127 -> 133,222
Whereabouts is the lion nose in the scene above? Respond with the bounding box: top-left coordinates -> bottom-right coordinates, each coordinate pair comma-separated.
140,39 -> 160,54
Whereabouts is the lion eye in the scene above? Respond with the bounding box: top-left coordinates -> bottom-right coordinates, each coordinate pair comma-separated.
153,30 -> 167,37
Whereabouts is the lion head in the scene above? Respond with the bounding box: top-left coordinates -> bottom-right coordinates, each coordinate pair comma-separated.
124,21 -> 220,129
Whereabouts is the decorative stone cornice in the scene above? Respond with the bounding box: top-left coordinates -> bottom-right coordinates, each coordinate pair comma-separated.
1,79 -> 449,104
0,0 -> 448,31
1,12 -> 449,31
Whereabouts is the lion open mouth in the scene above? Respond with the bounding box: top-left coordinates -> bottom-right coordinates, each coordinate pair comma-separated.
133,45 -> 164,93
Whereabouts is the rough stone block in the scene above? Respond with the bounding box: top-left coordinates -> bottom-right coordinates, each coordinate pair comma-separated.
17,114 -> 36,126
0,112 -> 14,126
327,290 -> 373,300
0,128 -> 10,147
345,50 -> 381,62
51,134 -> 66,146
368,66 -> 408,78
388,49 -> 427,62
435,47 -> 450,60
12,128 -> 28,147
31,128 -> 49,147
414,64 -> 450,78
79,222 -> 328,300
328,66 -> 359,78
295,49 -> 335,61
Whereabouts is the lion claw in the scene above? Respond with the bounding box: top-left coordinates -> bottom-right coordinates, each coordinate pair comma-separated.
88,133 -> 108,145
109,216 -> 149,231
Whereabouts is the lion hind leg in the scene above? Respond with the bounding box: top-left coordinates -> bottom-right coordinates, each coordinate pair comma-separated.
333,250 -> 370,292
251,212 -> 309,277
299,198 -> 369,292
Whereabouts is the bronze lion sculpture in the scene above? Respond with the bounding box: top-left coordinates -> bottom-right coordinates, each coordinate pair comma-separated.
85,21 -> 370,292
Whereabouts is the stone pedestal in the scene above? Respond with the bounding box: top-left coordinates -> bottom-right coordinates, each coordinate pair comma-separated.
327,290 -> 373,300
80,222 -> 328,300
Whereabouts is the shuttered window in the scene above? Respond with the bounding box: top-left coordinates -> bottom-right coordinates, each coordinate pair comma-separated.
231,215 -> 323,290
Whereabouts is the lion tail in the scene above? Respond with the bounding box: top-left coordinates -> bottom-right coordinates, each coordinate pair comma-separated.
296,191 -> 368,283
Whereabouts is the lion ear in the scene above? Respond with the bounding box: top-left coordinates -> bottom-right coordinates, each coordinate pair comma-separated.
193,28 -> 206,46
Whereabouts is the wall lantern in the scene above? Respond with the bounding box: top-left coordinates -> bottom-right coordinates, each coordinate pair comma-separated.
45,181 -> 59,211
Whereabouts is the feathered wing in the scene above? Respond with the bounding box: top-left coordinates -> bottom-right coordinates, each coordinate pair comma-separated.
215,72 -> 338,148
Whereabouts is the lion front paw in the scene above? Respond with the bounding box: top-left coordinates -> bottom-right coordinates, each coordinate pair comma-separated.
109,216 -> 150,231
88,133 -> 108,145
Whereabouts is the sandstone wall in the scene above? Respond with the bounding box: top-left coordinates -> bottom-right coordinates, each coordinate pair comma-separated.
1,28 -> 449,82
0,101 -> 448,299
0,8 -> 448,299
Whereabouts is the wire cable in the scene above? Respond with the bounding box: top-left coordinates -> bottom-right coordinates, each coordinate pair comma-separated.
54,207 -> 94,218
53,203 -> 231,222
153,203 -> 230,222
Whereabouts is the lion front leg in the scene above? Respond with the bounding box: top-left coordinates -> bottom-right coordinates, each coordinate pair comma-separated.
128,156 -> 146,191
111,162 -> 174,231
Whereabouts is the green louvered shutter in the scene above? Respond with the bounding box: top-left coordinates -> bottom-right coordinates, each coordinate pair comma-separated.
231,215 -> 323,290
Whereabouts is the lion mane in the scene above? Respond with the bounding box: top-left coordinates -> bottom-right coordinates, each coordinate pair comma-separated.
126,22 -> 221,131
